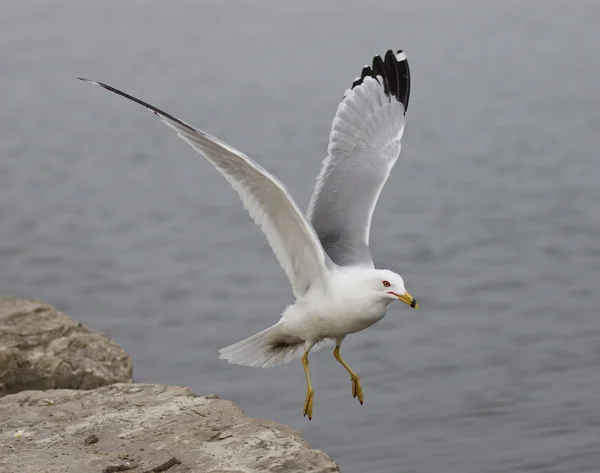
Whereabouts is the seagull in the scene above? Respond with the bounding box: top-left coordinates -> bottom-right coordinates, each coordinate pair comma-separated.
79,48 -> 418,420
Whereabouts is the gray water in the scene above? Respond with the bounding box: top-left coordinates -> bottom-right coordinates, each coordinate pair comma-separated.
2,1 -> 600,472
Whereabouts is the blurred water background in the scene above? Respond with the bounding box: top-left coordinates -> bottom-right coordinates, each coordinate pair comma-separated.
2,1 -> 600,472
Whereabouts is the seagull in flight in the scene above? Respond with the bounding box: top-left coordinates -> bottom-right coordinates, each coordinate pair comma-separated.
79,48 -> 418,420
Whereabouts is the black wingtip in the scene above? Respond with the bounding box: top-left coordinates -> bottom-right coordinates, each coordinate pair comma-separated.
76,76 -> 197,133
349,49 -> 411,113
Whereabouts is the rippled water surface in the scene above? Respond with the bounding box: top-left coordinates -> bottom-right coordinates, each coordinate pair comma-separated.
2,1 -> 600,472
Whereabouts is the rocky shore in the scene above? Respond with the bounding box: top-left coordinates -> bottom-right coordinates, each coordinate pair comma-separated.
0,297 -> 339,473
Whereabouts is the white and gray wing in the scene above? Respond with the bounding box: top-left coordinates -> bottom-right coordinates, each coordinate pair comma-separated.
307,50 -> 411,267
79,78 -> 331,299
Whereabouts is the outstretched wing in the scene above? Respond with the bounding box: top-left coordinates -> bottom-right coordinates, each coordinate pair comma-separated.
307,50 -> 410,267
79,78 -> 331,299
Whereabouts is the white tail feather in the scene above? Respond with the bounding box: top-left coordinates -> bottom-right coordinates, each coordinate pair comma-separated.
218,324 -> 332,368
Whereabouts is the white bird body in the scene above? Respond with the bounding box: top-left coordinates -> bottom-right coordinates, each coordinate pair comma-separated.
281,269 -> 392,339
79,48 -> 418,419
218,266 -> 406,368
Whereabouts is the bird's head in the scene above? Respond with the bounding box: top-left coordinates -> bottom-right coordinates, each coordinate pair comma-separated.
371,269 -> 418,309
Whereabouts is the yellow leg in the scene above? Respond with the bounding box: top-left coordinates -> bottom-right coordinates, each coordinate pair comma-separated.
302,351 -> 314,420
334,346 -> 364,404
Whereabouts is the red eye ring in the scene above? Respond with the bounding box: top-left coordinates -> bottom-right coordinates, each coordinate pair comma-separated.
382,280 -> 391,287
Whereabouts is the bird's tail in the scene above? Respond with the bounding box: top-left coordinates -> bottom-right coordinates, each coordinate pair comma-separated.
218,323 -> 304,368
218,324 -> 331,368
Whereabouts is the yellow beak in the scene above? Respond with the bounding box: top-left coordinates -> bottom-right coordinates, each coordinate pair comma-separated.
397,291 -> 418,310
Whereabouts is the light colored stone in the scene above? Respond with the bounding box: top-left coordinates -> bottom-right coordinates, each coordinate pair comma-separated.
0,383 -> 340,473
0,297 -> 132,396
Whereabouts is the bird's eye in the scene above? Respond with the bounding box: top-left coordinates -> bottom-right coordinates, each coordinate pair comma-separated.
382,280 -> 391,287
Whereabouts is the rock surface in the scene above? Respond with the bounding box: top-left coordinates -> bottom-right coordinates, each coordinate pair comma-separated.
0,383 -> 340,473
0,297 -> 132,396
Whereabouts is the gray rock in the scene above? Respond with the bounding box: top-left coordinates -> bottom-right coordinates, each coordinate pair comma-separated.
0,297 -> 133,396
0,383 -> 340,473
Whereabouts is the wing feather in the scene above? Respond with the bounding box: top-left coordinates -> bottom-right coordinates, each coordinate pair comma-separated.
307,50 -> 411,267
79,78 -> 331,298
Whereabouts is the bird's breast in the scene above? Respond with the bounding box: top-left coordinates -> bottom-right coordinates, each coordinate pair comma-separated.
310,297 -> 390,337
